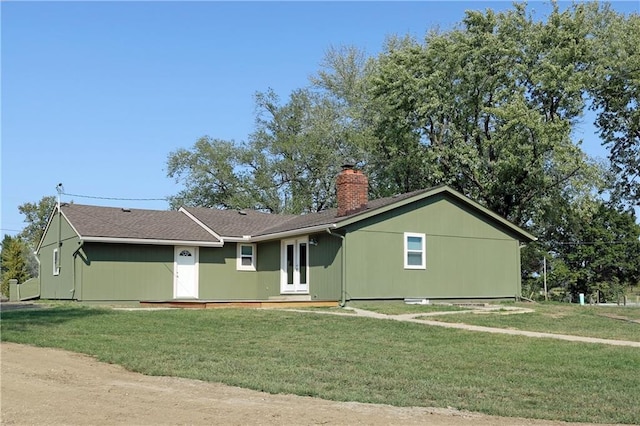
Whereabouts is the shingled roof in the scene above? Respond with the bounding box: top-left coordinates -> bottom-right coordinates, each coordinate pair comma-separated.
58,204 -> 221,245
180,188 -> 432,238
48,185 -> 535,247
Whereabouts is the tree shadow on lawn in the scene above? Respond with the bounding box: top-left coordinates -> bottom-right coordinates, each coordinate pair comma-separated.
0,304 -> 111,332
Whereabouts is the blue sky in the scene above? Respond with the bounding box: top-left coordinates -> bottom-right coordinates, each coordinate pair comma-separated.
2,1 -> 638,237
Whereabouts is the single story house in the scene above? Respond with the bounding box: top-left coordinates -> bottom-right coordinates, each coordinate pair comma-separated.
36,166 -> 536,304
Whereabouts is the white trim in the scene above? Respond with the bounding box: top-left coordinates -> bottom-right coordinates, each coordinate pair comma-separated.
280,237 -> 309,294
251,224 -> 336,242
178,207 -> 224,241
236,243 -> 256,271
80,236 -> 223,247
223,236 -> 252,242
404,232 -> 426,270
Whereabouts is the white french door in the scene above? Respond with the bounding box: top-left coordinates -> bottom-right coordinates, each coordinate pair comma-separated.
281,238 -> 309,294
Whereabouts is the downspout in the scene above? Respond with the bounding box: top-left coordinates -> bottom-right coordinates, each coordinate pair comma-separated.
71,240 -> 84,300
327,229 -> 347,307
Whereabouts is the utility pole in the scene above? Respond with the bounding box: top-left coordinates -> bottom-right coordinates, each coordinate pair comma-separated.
543,256 -> 548,301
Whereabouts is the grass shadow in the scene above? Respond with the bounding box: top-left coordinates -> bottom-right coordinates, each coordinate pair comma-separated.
1,305 -> 111,332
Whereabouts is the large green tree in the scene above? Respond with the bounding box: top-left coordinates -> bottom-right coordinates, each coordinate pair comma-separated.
367,3 -> 606,228
167,3 -> 638,297
168,88 -> 363,214
589,11 -> 640,206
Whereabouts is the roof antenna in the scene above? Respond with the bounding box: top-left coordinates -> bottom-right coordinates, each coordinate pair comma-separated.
56,183 -> 64,208
55,183 -> 64,274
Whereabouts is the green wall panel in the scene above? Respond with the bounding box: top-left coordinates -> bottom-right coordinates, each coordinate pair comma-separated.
199,242 -> 281,300
343,194 -> 522,300
308,232 -> 342,300
79,243 -> 173,301
39,213 -> 81,300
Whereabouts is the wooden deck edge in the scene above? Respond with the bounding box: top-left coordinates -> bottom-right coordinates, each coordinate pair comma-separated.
140,300 -> 338,309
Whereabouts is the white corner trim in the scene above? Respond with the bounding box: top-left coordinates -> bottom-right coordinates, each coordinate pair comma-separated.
178,207 -> 224,242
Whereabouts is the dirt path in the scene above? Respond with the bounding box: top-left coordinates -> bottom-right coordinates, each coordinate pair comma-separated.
286,307 -> 640,347
1,342 -> 615,426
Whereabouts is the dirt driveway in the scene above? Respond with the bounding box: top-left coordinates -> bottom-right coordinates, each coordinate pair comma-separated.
1,342 -> 615,426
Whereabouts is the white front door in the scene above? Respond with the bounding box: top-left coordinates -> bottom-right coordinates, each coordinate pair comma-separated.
174,246 -> 198,299
281,238 -> 309,294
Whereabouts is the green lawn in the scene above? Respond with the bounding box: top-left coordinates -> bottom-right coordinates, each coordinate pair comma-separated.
1,305 -> 639,424
419,302 -> 640,342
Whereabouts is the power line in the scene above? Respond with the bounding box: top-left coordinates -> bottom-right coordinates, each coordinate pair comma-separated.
61,192 -> 168,202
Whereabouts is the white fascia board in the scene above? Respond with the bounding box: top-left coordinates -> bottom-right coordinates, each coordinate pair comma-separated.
222,236 -> 252,242
249,224 -> 337,242
80,236 -> 223,247
178,207 -> 224,241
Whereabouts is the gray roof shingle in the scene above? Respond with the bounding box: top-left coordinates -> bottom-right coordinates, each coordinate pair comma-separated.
60,204 -> 220,243
181,207 -> 297,238
56,185 -> 534,244
183,189 -> 431,237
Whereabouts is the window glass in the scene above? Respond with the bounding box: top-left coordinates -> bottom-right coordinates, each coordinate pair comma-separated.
53,248 -> 60,276
299,243 -> 307,284
286,244 -> 294,284
407,236 -> 422,251
407,252 -> 422,266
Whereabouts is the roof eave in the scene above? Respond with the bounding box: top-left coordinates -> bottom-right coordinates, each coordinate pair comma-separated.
249,223 -> 337,242
80,236 -> 223,247
335,185 -> 537,243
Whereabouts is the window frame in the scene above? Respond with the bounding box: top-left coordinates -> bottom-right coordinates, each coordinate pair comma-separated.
53,248 -> 60,276
404,232 -> 426,270
236,243 -> 257,271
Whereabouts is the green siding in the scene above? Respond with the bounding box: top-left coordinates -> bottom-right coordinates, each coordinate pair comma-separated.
39,213 -> 81,300
308,232 -> 342,300
343,194 -> 522,300
256,241 -> 281,299
38,191 -> 524,302
199,242 -> 281,300
78,243 -> 174,301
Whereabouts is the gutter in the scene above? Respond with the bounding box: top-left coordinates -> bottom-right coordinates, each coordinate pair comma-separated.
250,224 -> 337,242
79,236 -> 223,247
326,229 -> 347,307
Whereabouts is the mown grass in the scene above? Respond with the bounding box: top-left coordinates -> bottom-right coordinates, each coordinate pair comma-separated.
424,302 -> 640,342
348,300 -> 472,315
1,305 -> 639,424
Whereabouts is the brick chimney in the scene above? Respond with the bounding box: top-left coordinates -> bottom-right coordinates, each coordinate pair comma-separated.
336,163 -> 368,217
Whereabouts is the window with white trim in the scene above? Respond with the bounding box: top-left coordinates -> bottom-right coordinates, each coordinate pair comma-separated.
404,233 -> 426,269
237,243 -> 256,271
53,248 -> 60,276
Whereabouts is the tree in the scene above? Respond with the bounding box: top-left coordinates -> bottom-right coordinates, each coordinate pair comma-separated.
18,196 -> 56,249
367,3 -> 605,228
1,235 -> 30,297
168,88 -> 363,214
548,203 -> 640,301
589,11 -> 640,206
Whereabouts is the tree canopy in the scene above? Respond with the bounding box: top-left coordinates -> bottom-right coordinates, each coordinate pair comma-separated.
164,3 -> 640,298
